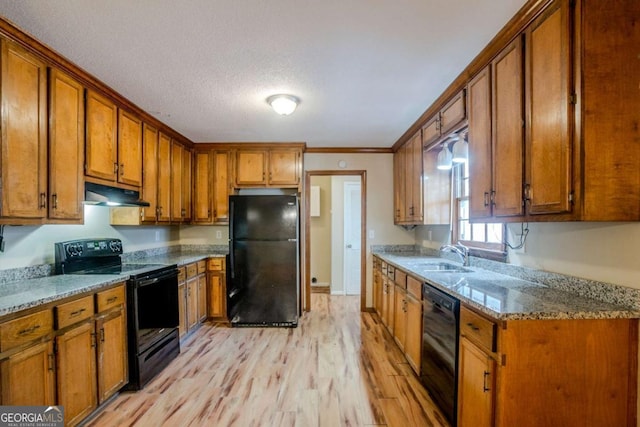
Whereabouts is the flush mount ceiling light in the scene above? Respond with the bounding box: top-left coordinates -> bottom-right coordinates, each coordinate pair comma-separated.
436,142 -> 453,170
266,94 -> 299,115
451,132 -> 468,163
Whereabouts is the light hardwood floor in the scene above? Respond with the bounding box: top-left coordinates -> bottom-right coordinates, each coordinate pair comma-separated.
87,294 -> 449,427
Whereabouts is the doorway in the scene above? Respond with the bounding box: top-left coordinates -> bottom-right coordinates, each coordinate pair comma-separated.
303,170 -> 366,312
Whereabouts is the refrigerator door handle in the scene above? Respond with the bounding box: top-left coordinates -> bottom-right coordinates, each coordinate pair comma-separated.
229,200 -> 235,279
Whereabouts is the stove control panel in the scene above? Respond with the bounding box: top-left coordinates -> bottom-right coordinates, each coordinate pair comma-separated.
55,238 -> 123,262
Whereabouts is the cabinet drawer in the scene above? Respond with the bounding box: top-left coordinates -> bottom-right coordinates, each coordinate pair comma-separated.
186,263 -> 198,278
460,306 -> 496,353
0,309 -> 53,351
407,276 -> 422,299
177,266 -> 186,283
207,258 -> 223,271
56,296 -> 94,329
197,260 -> 206,275
394,269 -> 407,289
96,285 -> 126,312
387,265 -> 395,279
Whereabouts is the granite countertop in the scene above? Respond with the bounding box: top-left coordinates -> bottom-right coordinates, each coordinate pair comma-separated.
375,253 -> 640,321
0,251 -> 226,318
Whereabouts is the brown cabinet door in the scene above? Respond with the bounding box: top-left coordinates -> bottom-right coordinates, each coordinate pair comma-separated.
56,321 -> 98,426
421,115 -> 441,148
492,37 -> 525,217
458,337 -> 495,427
268,149 -> 300,186
157,132 -> 172,223
49,68 -> 84,222
86,90 -> 118,181
197,274 -> 207,322
386,280 -> 395,333
380,278 -> 389,327
235,150 -> 267,186
373,265 -> 383,316
142,124 -> 159,223
117,110 -> 143,187
193,151 -> 213,223
411,132 -> 424,221
525,1 -> 572,215
0,340 -> 55,405
393,149 -> 406,224
207,272 -> 226,319
403,141 -> 414,221
182,148 -> 192,222
467,66 -> 493,220
404,294 -> 422,374
440,90 -> 467,136
423,146 -> 451,224
178,282 -> 187,338
393,286 -> 407,351
171,141 -> 184,222
213,151 -> 230,222
0,40 -> 47,219
186,278 -> 198,330
96,308 -> 127,403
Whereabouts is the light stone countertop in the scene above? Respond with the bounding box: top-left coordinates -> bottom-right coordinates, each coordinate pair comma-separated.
0,251 -> 226,318
375,252 -> 640,321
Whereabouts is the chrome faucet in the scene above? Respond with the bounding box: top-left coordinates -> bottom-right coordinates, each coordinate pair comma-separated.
440,243 -> 470,266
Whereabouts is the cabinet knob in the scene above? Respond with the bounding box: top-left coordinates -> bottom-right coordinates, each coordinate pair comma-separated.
483,192 -> 489,207
120,163 -> 125,176
113,162 -> 119,175
39,192 -> 47,209
483,370 -> 491,392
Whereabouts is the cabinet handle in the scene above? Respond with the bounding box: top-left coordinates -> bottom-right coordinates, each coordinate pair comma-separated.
18,324 -> 40,336
113,162 -> 119,175
524,184 -> 532,204
120,163 -> 125,176
90,332 -> 97,348
48,353 -> 54,371
483,370 -> 491,392
52,194 -> 58,210
490,190 -> 496,207
106,296 -> 118,304
483,192 -> 489,207
182,208 -> 186,217
39,193 -> 46,209
70,308 -> 86,317
100,328 -> 105,343
466,322 -> 480,331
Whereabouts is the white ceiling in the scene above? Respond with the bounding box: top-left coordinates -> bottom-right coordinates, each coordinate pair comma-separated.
0,0 -> 527,148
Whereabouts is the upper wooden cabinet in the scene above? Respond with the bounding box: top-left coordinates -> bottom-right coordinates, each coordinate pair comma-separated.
171,141 -> 185,222
0,39 -> 48,222
213,151 -> 231,222
117,109 -> 143,187
423,145 -> 450,225
422,90 -> 467,148
235,147 -> 302,188
86,95 -> 142,188
182,148 -> 192,222
157,132 -> 172,223
141,123 -> 159,223
48,69 -> 85,223
85,90 -> 118,182
193,150 -> 231,224
394,132 -> 423,225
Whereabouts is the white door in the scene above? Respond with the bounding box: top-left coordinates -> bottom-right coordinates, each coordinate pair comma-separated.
343,181 -> 361,295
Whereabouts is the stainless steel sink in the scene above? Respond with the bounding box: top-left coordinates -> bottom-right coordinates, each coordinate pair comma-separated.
418,262 -> 471,273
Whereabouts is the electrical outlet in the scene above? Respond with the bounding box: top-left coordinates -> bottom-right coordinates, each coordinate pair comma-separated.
216,230 -> 222,239
155,231 -> 160,242
428,230 -> 433,241
368,229 -> 374,239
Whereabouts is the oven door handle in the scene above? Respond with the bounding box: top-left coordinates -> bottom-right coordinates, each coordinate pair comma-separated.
136,270 -> 178,287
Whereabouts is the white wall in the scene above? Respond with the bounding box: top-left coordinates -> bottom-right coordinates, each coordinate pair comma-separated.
310,176 -> 332,286
304,153 -> 415,306
0,206 -> 178,269
179,224 -> 228,245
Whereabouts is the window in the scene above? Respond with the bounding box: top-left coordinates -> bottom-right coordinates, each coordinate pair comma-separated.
452,161 -> 505,255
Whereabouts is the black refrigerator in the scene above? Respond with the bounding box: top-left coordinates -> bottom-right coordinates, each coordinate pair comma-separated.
228,195 -> 299,327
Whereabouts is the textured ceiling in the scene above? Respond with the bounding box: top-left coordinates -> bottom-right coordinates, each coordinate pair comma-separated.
0,0 -> 527,147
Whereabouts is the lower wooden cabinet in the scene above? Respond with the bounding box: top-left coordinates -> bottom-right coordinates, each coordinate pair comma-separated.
178,281 -> 187,338
198,274 -> 207,323
457,337 -> 495,427
207,257 -> 226,320
404,288 -> 422,374
179,261 -> 209,338
56,321 -> 98,426
0,340 -> 55,405
393,286 -> 407,351
186,277 -> 199,331
96,307 -> 127,403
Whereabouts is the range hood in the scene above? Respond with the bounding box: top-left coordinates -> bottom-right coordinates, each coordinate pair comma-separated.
84,182 -> 150,207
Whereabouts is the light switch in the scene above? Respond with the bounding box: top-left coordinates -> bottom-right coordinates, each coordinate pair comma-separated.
216,230 -> 222,239
368,229 -> 374,239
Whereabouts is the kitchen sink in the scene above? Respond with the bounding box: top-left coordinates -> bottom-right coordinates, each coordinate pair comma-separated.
418,262 -> 471,273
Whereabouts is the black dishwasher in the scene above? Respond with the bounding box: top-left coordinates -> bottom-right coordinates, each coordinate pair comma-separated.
421,282 -> 460,427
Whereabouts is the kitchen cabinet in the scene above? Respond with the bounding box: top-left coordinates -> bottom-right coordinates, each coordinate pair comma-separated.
458,304 -> 637,427
48,68 -> 85,223
182,148 -> 192,222
178,281 -> 187,338
383,266 -> 395,334
207,258 -> 226,320
179,262 -> 207,338
393,150 -> 405,223
141,123 -> 159,223
0,38 -> 48,222
0,309 -> 55,405
423,144 -> 450,224
392,269 -> 408,351
404,276 -> 422,374
117,109 -> 143,187
394,131 -> 424,225
157,132 -> 172,223
197,265 -> 207,323
235,147 -> 302,188
422,90 -> 467,147
213,151 -> 231,223
171,141 -> 185,223
193,150 -> 231,224
186,277 -> 198,331
373,258 -> 383,316
85,90 -> 118,182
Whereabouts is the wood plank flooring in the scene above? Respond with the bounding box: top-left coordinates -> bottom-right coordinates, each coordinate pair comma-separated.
87,294 -> 449,427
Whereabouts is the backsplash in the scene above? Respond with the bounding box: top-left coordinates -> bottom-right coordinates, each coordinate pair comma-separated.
373,245 -> 640,311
